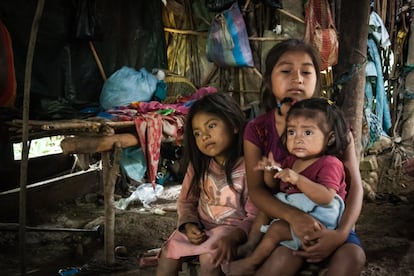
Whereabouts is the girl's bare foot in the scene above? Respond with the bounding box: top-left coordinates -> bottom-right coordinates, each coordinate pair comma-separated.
225,258 -> 256,276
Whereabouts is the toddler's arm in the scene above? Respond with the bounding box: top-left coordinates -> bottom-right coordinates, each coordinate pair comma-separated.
275,169 -> 336,205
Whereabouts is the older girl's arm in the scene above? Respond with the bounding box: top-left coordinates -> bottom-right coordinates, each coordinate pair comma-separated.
337,132 -> 364,237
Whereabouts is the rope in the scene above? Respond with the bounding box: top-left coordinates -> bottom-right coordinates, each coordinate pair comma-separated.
334,61 -> 366,87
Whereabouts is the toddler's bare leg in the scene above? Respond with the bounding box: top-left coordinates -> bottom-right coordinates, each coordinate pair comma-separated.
254,245 -> 303,275
228,220 -> 291,275
237,211 -> 268,258
199,253 -> 225,276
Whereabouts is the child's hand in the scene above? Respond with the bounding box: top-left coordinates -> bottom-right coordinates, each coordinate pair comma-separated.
184,223 -> 208,245
274,168 -> 300,185
254,152 -> 282,188
254,152 -> 282,172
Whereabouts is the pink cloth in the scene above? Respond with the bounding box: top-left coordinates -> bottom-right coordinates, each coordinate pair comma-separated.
162,159 -> 257,260
134,112 -> 163,185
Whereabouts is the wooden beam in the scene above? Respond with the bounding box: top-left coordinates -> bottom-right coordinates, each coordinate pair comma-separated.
60,133 -> 140,154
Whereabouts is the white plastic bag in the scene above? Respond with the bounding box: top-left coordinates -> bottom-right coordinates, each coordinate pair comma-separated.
115,183 -> 164,209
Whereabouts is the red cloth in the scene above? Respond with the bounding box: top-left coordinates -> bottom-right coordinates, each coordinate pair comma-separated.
0,19 -> 16,107
135,112 -> 163,186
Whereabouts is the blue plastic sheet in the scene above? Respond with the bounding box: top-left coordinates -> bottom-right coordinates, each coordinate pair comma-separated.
100,66 -> 157,109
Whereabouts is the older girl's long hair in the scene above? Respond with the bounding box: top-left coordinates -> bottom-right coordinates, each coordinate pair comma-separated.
261,38 -> 322,112
183,92 -> 246,197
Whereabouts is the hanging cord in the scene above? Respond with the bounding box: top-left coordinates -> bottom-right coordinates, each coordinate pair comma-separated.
331,48 -> 367,101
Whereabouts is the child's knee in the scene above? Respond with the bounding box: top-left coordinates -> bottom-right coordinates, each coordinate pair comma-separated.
198,253 -> 225,275
198,253 -> 215,268
335,243 -> 366,265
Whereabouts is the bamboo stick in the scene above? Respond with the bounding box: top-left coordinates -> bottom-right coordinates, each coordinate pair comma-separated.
89,41 -> 107,81
164,27 -> 207,36
277,8 -> 305,24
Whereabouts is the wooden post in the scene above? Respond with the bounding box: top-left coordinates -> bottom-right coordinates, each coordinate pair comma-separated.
19,1 -> 45,274
334,0 -> 370,159
401,19 -> 414,152
102,141 -> 122,265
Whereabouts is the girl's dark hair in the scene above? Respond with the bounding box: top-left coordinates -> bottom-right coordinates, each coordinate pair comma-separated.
281,98 -> 350,157
261,38 -> 322,112
183,92 -> 246,197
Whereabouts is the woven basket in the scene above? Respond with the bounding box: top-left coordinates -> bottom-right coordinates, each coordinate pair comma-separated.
164,75 -> 197,103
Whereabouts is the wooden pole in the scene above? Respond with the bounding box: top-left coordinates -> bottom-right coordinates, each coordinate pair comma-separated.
102,141 -> 122,265
334,0 -> 370,159
19,0 -> 45,274
89,41 -> 107,81
401,19 -> 414,151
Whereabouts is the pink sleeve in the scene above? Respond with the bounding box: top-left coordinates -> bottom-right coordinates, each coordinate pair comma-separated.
232,168 -> 258,235
176,164 -> 201,230
238,194 -> 258,235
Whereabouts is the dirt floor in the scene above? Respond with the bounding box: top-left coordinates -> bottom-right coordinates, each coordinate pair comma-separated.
1,150 -> 414,275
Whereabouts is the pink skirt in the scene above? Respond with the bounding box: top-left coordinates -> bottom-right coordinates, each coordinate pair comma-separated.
162,225 -> 236,260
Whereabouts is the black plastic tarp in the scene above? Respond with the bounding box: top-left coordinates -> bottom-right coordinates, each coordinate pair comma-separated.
0,0 -> 167,119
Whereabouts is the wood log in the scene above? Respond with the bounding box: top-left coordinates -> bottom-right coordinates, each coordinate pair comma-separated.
60,133 -> 139,154
12,118 -> 135,131
41,121 -> 101,131
335,0 -> 370,159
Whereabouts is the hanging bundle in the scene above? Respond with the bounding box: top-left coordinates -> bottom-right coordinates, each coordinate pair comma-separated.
304,0 -> 339,71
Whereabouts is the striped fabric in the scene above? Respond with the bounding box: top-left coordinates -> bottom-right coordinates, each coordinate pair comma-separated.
206,3 -> 254,68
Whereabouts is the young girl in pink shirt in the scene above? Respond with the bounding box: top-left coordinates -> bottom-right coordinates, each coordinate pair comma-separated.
156,93 -> 257,276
